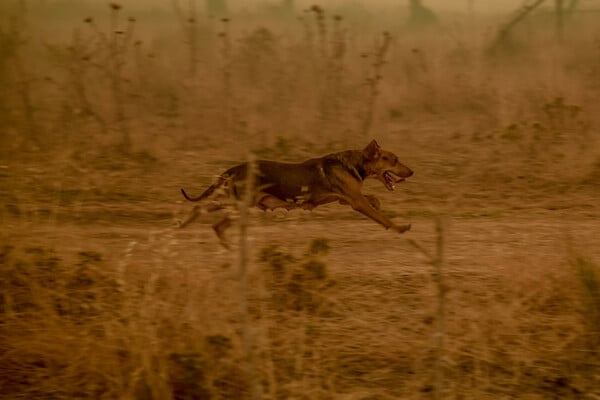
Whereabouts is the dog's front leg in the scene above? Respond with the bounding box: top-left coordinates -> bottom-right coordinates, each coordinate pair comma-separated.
363,194 -> 381,210
344,194 -> 411,234
337,194 -> 380,210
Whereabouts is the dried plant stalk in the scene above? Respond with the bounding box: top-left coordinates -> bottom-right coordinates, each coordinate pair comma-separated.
361,31 -> 391,138
238,153 -> 260,400
408,217 -> 445,400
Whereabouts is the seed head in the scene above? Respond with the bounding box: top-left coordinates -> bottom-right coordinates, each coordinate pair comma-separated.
310,5 -> 323,14
83,17 -> 93,23
109,2 -> 122,10
531,122 -> 544,130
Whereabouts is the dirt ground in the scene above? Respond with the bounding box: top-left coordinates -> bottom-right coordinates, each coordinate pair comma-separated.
3,137 -> 600,399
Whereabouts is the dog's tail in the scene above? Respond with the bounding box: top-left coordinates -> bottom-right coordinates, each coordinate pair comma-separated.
181,176 -> 228,202
181,188 -> 206,202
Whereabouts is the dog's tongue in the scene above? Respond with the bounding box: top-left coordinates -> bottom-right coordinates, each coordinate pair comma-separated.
384,171 -> 400,191
387,171 -> 406,181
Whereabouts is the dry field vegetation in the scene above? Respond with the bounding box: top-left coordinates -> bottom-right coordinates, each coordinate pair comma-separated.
2,0 -> 600,399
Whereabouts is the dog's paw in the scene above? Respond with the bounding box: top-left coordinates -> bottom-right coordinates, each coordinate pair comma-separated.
394,224 -> 411,234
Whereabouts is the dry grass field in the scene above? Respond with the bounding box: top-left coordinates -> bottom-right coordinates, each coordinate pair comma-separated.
1,1 -> 600,399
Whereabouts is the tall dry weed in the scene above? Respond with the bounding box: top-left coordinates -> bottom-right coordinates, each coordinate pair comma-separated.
572,256 -> 600,351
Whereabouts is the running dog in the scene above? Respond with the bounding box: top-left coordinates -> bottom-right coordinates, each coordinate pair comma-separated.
179,140 -> 413,247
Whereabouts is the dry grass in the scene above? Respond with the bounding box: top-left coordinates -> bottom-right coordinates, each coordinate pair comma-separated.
1,1 -> 600,399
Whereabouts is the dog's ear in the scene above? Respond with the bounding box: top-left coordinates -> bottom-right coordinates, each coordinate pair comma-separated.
363,140 -> 381,160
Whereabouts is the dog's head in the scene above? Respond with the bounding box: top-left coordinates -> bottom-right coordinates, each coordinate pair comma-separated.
362,140 -> 413,191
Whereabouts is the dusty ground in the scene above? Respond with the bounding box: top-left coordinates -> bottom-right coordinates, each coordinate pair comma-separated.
2,138 -> 599,399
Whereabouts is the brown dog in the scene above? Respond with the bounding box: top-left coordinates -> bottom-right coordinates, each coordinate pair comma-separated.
179,140 -> 413,247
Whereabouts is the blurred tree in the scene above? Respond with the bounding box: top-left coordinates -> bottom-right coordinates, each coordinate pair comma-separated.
406,0 -> 439,30
490,0 -> 579,51
282,0 -> 294,14
206,0 -> 228,18
489,0 -> 545,53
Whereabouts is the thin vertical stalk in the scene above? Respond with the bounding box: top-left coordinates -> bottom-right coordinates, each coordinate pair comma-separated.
107,3 -> 134,151
433,218 -> 445,400
238,153 -> 260,400
218,18 -> 233,130
361,31 -> 391,138
109,4 -> 122,124
188,0 -> 198,77
10,3 -> 38,146
172,0 -> 198,77
555,0 -> 564,41
408,217 -> 445,400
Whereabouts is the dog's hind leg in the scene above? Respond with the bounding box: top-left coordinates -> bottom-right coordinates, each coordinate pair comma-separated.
178,200 -> 228,229
213,216 -> 234,249
178,205 -> 200,228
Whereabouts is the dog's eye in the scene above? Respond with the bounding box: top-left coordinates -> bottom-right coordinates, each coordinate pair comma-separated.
382,156 -> 389,161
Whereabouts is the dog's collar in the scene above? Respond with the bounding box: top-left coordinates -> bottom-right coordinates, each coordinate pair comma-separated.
348,166 -> 366,182
354,163 -> 367,181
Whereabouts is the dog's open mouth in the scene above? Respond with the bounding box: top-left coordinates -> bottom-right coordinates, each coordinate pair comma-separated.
383,171 -> 406,191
